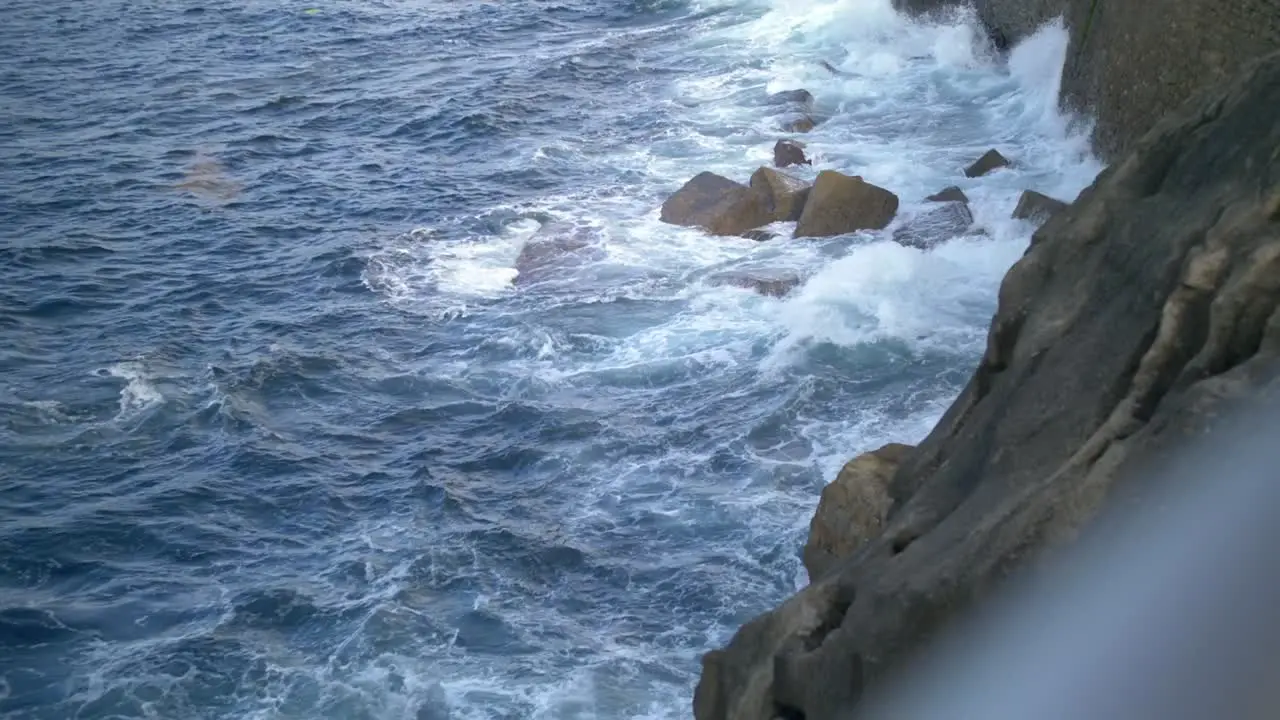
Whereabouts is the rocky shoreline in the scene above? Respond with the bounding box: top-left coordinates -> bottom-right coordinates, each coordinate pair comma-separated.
689,4 -> 1280,718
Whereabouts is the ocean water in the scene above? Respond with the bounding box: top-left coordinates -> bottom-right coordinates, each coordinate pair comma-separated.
0,0 -> 1102,718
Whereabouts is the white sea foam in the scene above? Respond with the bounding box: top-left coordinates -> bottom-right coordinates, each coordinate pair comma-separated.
106,361 -> 165,419
351,2 -> 1104,718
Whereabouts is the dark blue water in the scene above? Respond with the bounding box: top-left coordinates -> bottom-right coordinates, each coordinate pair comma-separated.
0,0 -> 1098,717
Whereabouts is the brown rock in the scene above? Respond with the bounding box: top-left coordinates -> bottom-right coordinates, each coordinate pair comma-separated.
927,186 -> 969,203
749,167 -> 811,223
773,140 -> 811,168
794,171 -> 899,238
659,172 -> 774,237
964,148 -> 1010,177
708,271 -> 803,298
1012,189 -> 1069,221
803,443 -> 914,581
782,115 -> 818,133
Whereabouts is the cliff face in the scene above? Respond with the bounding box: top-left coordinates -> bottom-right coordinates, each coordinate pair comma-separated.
895,0 -> 1280,159
694,49 -> 1280,720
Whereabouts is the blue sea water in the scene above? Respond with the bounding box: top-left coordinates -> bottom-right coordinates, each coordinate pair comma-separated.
0,0 -> 1101,718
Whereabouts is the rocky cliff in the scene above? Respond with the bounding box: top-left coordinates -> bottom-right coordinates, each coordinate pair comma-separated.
694,49 -> 1280,720
896,0 -> 1280,159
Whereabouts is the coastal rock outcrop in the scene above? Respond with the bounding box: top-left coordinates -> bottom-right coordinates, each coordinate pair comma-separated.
660,172 -> 774,237
803,443 -> 912,582
695,49 -> 1280,720
893,0 -> 1280,159
794,171 -> 899,238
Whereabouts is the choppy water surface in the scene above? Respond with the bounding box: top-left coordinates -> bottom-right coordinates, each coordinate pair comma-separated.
0,0 -> 1100,717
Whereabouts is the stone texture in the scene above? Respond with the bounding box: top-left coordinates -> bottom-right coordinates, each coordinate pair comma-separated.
749,167 -> 811,223
964,148 -> 1010,178
803,444 -> 913,582
892,201 -> 975,250
660,172 -> 774,237
1060,0 -> 1280,158
1012,189 -> 1069,221
794,171 -> 899,238
927,186 -> 969,204
695,49 -> 1280,720
773,140 -> 811,169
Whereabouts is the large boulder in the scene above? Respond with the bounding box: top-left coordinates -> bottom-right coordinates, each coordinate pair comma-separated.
660,172 -> 774,237
891,201 -> 975,250
794,171 -> 899,238
695,49 -> 1280,720
963,148 -> 1010,178
1012,189 -> 1068,222
803,444 -> 913,582
749,167 -> 810,223
773,140 -> 811,169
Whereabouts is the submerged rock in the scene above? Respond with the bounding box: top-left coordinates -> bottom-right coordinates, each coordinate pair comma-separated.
773,139 -> 811,168
741,229 -> 778,242
765,89 -> 815,111
891,200 -> 975,249
819,60 -> 853,77
794,171 -> 899,238
695,47 -> 1280,720
708,271 -> 803,298
659,172 -> 774,237
803,443 -> 913,582
963,148 -> 1010,177
926,185 -> 969,204
781,115 -> 818,133
749,166 -> 810,223
1012,189 -> 1069,221
513,222 -> 602,286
